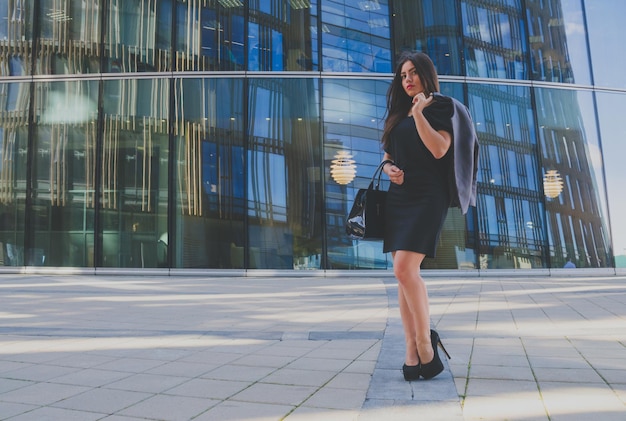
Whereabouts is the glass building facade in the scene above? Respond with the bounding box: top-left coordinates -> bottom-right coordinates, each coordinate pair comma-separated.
0,0 -> 624,272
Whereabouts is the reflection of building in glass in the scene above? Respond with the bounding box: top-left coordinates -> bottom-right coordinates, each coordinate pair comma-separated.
0,0 -> 621,271
537,88 -> 611,268
470,83 -> 546,269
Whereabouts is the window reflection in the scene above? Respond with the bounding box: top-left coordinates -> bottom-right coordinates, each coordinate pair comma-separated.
526,0 -> 591,84
462,0 -> 527,80
36,0 -> 101,75
321,0 -> 391,72
393,0 -> 462,76
103,0 -> 172,73
585,0 -> 626,89
589,92 -> 624,267
247,78 -> 322,269
26,81 -> 99,266
0,80 -> 29,266
100,78 -> 169,268
469,83 -> 546,269
323,78 -> 388,269
175,0 -> 244,71
0,1 -> 32,77
536,88 -> 611,268
174,78 -> 245,268
249,0 -> 318,71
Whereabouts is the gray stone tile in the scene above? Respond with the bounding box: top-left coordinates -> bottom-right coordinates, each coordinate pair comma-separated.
596,368 -> 626,384
466,378 -> 540,398
462,396 -> 548,421
49,353 -> 116,369
302,387 -> 367,410
0,402 -> 38,419
179,350 -> 243,365
0,361 -> 32,374
325,372 -> 372,390
262,368 -> 336,387
118,394 -> 219,421
193,400 -> 293,421
49,368 -> 134,387
469,364 -> 535,381
94,357 -> 167,373
144,360 -> 217,377
2,363 -> 78,382
285,406 -> 359,421
533,367 -> 605,383
342,359 -> 377,374
359,400 -> 463,421
232,353 -> 297,369
470,352 -> 531,368
200,364 -> 276,382
105,373 -> 189,393
0,381 -> 89,406
286,357 -> 352,372
539,382 -> 625,421
230,383 -> 317,406
165,377 -> 249,400
6,406 -> 105,421
0,377 -> 33,393
51,388 -> 151,413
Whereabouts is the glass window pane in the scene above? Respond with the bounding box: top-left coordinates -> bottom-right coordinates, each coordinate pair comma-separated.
526,0 -> 591,84
36,0 -> 101,75
585,0 -> 626,89
100,78 -> 169,268
462,0 -> 528,80
0,80 -> 29,266
29,80 -> 98,266
174,0 -> 244,71
103,0 -> 172,73
0,1 -> 33,77
596,92 -> 626,268
248,0 -> 318,71
321,0 -> 391,72
536,88 -> 611,268
323,78 -> 388,269
470,83 -> 546,269
393,0 -> 463,76
247,78 -> 322,269
173,78 -> 245,269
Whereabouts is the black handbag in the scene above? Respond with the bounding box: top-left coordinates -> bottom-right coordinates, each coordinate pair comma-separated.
345,161 -> 390,240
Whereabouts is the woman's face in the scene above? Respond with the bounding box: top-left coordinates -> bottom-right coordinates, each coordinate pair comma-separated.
400,60 -> 424,98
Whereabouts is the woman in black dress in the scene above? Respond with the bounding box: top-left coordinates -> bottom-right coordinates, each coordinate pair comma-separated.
381,51 -> 452,381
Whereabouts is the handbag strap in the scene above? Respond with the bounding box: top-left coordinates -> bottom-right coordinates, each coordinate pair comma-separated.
370,159 -> 394,190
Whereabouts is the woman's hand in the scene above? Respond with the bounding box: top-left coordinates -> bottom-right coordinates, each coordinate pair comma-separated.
411,92 -> 433,117
385,162 -> 404,185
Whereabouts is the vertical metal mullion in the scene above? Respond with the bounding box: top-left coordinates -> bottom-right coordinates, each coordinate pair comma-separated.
243,0 -> 250,268
166,0 -> 177,269
24,0 -> 42,265
93,0 -> 108,267
316,0 -> 328,269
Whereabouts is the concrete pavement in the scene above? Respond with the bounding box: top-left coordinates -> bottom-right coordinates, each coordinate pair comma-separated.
0,272 -> 625,420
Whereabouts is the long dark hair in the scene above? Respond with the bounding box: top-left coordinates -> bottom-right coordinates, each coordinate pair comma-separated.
381,51 -> 440,150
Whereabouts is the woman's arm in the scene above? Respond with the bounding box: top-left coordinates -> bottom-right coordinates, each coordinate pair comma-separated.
411,93 -> 451,159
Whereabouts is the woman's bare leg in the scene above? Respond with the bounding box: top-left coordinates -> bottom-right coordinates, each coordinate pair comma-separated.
398,283 -> 419,366
393,250 -> 434,364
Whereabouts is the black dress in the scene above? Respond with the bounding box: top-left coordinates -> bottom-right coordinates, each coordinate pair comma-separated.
383,100 -> 453,257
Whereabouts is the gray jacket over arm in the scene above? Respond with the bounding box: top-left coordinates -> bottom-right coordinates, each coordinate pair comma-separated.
433,93 -> 479,215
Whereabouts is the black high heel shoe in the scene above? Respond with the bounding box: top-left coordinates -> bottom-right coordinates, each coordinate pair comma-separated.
420,329 -> 451,380
402,363 -> 420,381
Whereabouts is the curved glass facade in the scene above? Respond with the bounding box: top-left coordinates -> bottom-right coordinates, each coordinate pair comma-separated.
0,0 -> 623,271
